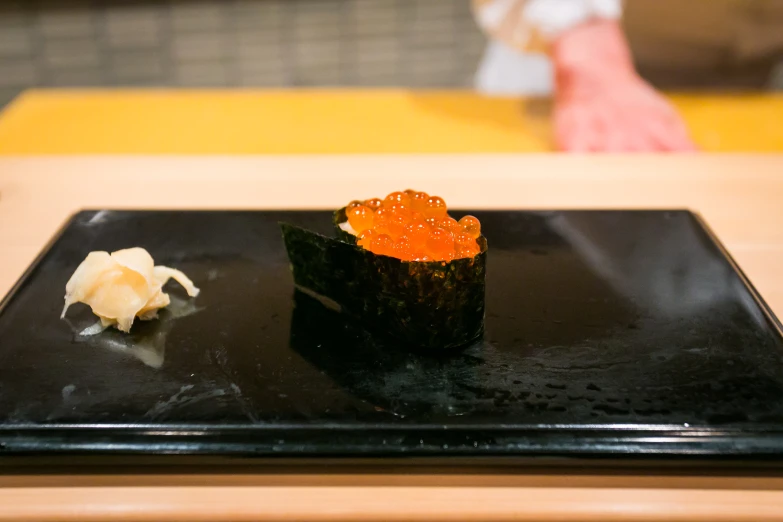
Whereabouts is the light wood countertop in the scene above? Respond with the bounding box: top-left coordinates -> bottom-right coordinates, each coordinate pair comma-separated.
1,155 -> 783,520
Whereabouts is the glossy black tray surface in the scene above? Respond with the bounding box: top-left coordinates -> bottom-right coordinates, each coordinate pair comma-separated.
1,210 -> 782,466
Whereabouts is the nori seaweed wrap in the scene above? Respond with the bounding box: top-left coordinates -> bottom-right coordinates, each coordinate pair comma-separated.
280,207 -> 487,352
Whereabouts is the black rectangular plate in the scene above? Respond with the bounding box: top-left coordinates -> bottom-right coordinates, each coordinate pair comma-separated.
1,210 -> 783,470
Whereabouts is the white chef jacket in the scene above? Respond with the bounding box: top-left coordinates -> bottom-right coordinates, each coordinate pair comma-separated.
473,0 -> 623,95
473,0 -> 783,93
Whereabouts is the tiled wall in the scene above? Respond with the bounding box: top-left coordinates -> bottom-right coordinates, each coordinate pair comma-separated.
0,0 -> 488,107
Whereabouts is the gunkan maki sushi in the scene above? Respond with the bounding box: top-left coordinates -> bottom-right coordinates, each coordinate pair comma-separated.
281,190 -> 487,352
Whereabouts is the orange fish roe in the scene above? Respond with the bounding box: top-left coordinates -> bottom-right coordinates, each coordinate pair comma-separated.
386,202 -> 410,216
456,242 -> 481,259
426,228 -> 455,261
344,191 -> 482,261
393,236 -> 414,260
346,200 -> 363,212
404,219 -> 429,246
385,213 -> 408,237
454,232 -> 475,249
347,205 -> 374,233
439,216 -> 462,235
424,196 -> 447,219
364,198 -> 383,211
356,229 -> 375,249
372,207 -> 390,234
384,191 -> 410,206
410,191 -> 429,212
459,215 -> 481,239
370,234 -> 394,256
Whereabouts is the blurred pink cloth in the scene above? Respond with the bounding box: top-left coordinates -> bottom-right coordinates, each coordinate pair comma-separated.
552,20 -> 696,152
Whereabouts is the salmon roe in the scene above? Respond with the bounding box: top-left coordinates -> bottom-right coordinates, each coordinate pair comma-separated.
356,229 -> 375,249
364,198 -> 383,211
344,191 -> 482,261
459,215 -> 481,239
370,234 -> 394,256
347,205 -> 374,234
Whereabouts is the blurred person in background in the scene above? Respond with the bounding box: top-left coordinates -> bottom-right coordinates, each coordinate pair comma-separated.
473,0 -> 783,152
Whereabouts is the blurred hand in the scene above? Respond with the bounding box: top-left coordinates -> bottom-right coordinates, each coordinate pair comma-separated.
552,20 -> 696,152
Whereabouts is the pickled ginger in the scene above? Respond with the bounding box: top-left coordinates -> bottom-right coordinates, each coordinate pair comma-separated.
61,247 -> 199,334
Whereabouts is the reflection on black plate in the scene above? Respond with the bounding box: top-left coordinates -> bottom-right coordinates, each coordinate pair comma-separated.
64,294 -> 203,370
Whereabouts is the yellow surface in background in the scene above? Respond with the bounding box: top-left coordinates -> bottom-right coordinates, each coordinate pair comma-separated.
1,89 -> 782,154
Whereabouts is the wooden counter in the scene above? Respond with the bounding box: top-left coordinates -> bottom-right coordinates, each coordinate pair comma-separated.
1,90 -> 783,154
1,155 -> 783,520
